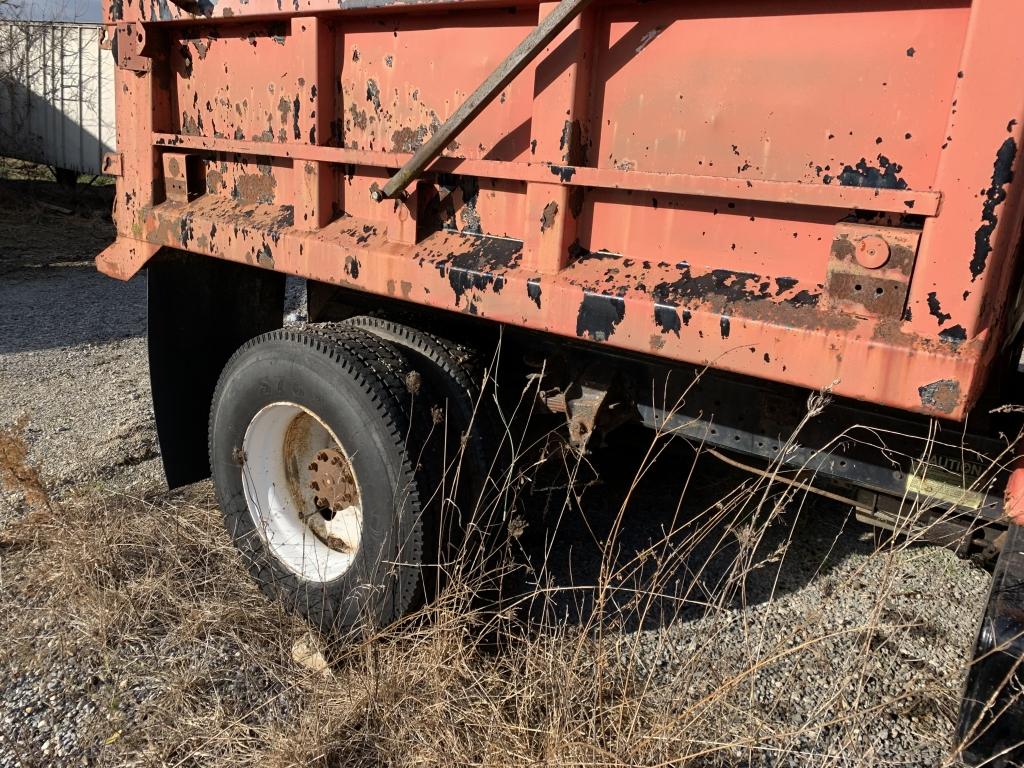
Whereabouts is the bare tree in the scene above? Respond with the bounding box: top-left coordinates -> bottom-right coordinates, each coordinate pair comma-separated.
0,0 -> 20,22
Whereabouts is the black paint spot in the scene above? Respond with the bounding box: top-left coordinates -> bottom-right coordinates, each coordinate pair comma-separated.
576,293 -> 625,341
436,237 -> 521,307
720,315 -> 731,339
366,79 -> 381,112
527,279 -> 542,309
787,290 -> 818,307
653,269 -> 819,309
927,292 -> 951,324
654,302 -> 681,337
550,164 -> 576,183
774,276 -> 798,295
906,47 -> 915,57
292,96 -> 300,140
179,213 -> 195,247
344,255 -> 360,279
939,324 -> 967,343
970,137 -> 1017,281
568,241 -> 618,263
837,156 -> 908,190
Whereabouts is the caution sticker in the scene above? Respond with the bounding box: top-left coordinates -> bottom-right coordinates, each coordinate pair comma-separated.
906,459 -> 985,510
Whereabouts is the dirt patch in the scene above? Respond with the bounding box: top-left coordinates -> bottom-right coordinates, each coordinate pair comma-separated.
0,417 -> 51,514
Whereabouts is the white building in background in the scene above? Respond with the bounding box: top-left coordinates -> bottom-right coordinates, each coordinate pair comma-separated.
0,21 -> 116,176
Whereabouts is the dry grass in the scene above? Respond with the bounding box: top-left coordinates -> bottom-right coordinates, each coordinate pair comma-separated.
0,386 -> 1007,767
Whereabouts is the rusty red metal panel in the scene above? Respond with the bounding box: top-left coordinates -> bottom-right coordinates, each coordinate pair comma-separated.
98,0 -> 1024,422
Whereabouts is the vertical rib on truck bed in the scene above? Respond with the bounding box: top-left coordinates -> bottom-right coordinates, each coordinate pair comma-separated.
98,0 -> 1024,421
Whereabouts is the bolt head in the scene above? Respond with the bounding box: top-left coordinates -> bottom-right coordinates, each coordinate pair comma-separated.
855,235 -> 891,269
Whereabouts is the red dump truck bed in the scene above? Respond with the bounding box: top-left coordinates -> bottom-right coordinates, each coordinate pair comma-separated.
96,2 -> 1024,761
98,0 -> 1024,423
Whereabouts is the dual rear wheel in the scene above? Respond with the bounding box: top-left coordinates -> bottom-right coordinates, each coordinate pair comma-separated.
208,320 -> 501,632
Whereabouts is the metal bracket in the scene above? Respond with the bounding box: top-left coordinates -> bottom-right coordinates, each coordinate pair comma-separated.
114,23 -> 151,73
161,152 -> 205,203
825,223 -> 922,318
102,152 -> 122,177
540,362 -> 627,452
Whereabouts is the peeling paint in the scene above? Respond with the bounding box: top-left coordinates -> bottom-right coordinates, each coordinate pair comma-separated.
970,137 -> 1017,281
836,155 -> 908,190
527,278 -> 542,309
918,379 -> 960,414
576,293 -> 625,341
540,201 -> 559,232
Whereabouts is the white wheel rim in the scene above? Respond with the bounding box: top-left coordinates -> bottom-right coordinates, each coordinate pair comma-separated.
241,402 -> 363,582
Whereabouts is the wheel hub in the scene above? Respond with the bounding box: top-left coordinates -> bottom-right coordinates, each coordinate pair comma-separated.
305,448 -> 361,552
308,448 -> 358,516
241,402 -> 363,582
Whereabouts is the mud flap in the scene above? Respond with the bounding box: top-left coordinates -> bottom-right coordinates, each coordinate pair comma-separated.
148,251 -> 285,489
957,524 -> 1024,766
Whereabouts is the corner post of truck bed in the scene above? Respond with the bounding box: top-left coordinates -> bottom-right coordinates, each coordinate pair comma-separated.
372,0 -> 595,203
522,1 -> 596,275
292,15 -> 336,232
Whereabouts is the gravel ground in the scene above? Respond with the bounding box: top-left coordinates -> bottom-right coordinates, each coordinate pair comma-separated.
0,172 -> 993,766
0,177 -> 161,506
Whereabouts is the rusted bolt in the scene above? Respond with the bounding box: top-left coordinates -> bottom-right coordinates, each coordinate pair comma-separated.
855,235 -> 891,269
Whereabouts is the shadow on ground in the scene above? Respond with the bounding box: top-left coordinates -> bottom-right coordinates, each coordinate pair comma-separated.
513,423 -> 878,633
0,167 -> 145,354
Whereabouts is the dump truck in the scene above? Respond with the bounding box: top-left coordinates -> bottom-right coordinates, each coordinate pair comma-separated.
97,0 -> 1024,761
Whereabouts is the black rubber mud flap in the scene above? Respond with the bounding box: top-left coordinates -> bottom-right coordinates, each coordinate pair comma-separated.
957,524 -> 1024,766
148,251 -> 284,489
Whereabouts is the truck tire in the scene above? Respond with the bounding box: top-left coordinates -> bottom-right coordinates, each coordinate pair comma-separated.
342,316 -> 515,599
208,325 -> 441,632
344,317 -> 498,505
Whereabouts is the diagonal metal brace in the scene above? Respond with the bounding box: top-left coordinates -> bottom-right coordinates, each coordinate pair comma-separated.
371,0 -> 595,202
